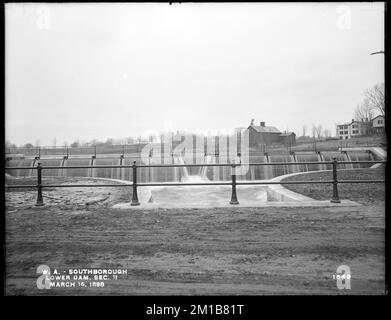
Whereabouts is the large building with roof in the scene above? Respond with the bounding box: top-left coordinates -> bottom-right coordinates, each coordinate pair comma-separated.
336,119 -> 369,140
371,115 -> 385,135
336,116 -> 384,139
246,121 -> 296,149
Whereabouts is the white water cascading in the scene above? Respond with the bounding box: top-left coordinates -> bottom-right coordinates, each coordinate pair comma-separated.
290,154 -> 299,173
201,155 -> 211,180
6,150 -> 375,182
173,157 -> 191,182
316,152 -> 327,171
61,158 -> 68,177
344,152 -> 354,169
59,158 -> 67,177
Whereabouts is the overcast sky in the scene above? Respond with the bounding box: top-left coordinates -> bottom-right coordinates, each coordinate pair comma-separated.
6,3 -> 384,146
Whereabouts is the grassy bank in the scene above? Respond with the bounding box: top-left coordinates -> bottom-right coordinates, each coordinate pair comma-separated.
267,135 -> 386,153
281,167 -> 385,204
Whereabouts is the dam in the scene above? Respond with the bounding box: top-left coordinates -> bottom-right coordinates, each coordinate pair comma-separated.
6,150 -> 376,183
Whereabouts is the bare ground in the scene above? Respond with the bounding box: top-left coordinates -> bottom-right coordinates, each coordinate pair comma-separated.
281,167 -> 385,205
5,177 -> 385,295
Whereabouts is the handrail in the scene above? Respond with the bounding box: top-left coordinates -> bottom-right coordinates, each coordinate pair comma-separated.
4,160 -> 387,170
5,159 -> 386,206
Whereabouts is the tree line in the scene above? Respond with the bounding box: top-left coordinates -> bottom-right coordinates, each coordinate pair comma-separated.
6,137 -> 140,149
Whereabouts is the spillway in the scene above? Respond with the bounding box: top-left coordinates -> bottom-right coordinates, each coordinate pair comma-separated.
6,150 -> 376,182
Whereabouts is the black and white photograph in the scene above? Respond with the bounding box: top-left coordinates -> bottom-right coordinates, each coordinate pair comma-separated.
3,2 -> 386,298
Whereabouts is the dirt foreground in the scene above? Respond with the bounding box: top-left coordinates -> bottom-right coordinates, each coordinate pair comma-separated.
5,178 -> 385,295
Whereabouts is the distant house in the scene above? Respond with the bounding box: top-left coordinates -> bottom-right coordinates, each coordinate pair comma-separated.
336,116 -> 384,139
371,115 -> 385,134
245,121 -> 296,149
246,121 -> 282,148
279,132 -> 296,145
336,119 -> 371,140
336,122 -> 349,139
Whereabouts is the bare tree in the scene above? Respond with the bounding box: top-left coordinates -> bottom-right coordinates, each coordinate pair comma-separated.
324,129 -> 331,139
311,125 -> 316,139
314,125 -> 323,140
363,82 -> 385,116
126,137 -> 134,145
353,100 -> 374,122
70,140 -> 80,148
105,138 -> 114,146
6,140 -> 17,151
24,143 -> 34,149
302,125 -> 307,137
112,138 -> 122,145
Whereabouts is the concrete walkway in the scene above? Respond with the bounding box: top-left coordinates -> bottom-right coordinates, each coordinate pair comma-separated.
112,199 -> 360,210
83,176 -> 362,210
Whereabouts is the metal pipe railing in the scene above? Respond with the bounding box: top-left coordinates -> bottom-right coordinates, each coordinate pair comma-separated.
5,159 -> 386,206
230,162 -> 239,204
35,162 -> 44,206
4,160 -> 386,170
5,180 -> 385,189
331,157 -> 340,203
131,161 -> 140,206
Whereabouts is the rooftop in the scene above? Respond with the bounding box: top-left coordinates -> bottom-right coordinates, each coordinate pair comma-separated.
337,120 -> 371,127
279,132 -> 295,136
248,125 -> 281,133
372,115 -> 384,121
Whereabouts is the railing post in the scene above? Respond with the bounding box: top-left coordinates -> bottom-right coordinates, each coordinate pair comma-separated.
131,160 -> 140,206
230,161 -> 239,205
35,162 -> 44,206
94,145 -> 97,158
331,157 -> 341,203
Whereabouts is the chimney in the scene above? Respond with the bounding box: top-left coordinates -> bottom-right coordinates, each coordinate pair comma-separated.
260,121 -> 265,127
